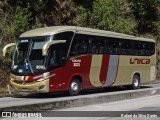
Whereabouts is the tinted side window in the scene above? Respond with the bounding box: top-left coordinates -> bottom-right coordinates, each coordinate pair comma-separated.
48,45 -> 63,70
70,34 -> 89,56
134,42 -> 145,55
54,32 -> 74,59
145,42 -> 155,56
89,37 -> 105,54
121,41 -> 133,55
108,40 -> 120,55
54,32 -> 74,41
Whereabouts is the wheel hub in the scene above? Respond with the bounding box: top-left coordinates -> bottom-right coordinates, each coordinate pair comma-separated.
71,82 -> 78,92
134,78 -> 139,87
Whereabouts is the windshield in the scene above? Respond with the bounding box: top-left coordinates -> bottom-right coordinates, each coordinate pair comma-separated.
11,36 -> 51,75
11,32 -> 74,75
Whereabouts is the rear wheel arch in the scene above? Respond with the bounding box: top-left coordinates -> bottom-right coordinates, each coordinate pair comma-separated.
72,75 -> 83,84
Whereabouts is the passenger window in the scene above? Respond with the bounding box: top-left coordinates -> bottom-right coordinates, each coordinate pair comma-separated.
121,41 -> 132,55
108,40 -> 119,55
70,34 -> 89,56
90,37 -> 105,54
145,42 -> 155,56
134,42 -> 145,55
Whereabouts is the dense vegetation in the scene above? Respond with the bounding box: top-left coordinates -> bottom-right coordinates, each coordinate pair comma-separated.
0,0 -> 160,88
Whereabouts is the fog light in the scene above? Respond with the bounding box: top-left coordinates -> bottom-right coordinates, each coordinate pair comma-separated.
39,85 -> 45,90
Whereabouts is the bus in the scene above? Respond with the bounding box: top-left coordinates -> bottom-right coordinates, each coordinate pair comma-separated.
3,26 -> 156,96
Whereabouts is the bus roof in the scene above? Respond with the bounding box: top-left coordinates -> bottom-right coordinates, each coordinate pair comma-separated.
19,26 -> 155,42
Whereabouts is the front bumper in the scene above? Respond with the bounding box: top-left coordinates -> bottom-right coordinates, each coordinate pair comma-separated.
9,79 -> 49,95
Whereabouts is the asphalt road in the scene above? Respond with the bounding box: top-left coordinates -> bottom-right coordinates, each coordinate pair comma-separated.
1,85 -> 160,120
0,83 -> 160,109
50,94 -> 160,120
58,94 -> 160,111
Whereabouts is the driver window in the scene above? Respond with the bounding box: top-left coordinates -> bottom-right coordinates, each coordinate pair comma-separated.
54,32 -> 74,60
49,45 -> 62,70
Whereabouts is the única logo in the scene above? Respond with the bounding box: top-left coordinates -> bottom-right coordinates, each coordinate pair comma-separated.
130,58 -> 150,64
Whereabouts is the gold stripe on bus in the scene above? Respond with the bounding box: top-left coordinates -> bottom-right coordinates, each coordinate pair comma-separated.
25,76 -> 29,81
89,55 -> 103,87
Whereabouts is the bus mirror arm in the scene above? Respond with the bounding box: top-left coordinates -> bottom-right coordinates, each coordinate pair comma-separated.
3,43 -> 16,57
42,40 -> 66,56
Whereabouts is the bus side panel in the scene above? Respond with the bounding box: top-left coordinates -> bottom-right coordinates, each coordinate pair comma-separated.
65,54 -> 120,89
149,55 -> 156,82
113,55 -> 155,86
100,55 -> 110,85
49,67 -> 69,92
65,55 -> 94,89
49,55 -> 94,92
49,54 -> 156,92
89,55 -> 104,87
66,54 -> 117,89
103,55 -> 119,87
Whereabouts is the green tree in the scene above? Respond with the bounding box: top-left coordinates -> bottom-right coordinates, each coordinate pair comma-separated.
0,4 -> 32,83
74,0 -> 136,34
129,0 -> 160,34
0,6 -> 31,45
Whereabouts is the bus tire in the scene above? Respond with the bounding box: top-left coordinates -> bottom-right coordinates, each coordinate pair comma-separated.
132,74 -> 140,89
69,78 -> 81,96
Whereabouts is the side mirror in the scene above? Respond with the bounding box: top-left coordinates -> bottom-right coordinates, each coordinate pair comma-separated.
42,40 -> 66,56
3,43 -> 16,57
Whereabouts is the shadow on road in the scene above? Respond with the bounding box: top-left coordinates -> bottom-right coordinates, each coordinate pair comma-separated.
15,85 -> 153,99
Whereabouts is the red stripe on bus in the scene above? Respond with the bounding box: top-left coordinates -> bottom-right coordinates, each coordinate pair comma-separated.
100,55 -> 110,84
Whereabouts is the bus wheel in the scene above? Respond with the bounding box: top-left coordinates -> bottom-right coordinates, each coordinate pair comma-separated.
132,74 -> 140,89
69,78 -> 81,96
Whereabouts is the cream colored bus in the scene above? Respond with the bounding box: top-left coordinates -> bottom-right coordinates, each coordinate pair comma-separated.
3,26 -> 156,95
